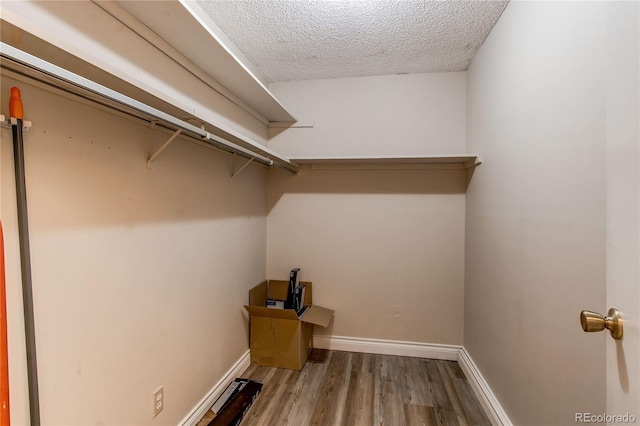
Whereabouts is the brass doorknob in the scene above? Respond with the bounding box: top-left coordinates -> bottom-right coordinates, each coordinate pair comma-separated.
580,308 -> 623,340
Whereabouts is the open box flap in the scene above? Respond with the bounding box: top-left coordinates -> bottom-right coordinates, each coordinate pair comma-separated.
299,305 -> 334,327
249,281 -> 268,306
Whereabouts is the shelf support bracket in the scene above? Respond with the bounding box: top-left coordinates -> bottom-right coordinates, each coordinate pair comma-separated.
231,156 -> 255,179
147,128 -> 182,169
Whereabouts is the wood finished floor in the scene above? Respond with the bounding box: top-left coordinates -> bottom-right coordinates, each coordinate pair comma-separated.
198,349 -> 491,426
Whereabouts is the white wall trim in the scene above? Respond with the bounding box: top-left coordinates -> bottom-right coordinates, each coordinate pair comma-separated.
313,334 -> 461,361
178,349 -> 251,426
457,347 -> 512,426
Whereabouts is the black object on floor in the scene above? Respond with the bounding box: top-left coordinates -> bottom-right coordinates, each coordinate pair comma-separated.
208,379 -> 263,426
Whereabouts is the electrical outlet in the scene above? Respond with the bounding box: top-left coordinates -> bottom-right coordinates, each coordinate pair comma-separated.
153,386 -> 164,418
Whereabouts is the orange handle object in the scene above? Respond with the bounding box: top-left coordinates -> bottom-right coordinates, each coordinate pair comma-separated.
9,87 -> 23,120
0,221 -> 9,426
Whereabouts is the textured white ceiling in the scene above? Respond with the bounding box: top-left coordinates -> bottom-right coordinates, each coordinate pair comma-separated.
196,0 -> 509,83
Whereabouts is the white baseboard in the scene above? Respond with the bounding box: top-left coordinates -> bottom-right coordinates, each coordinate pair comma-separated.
457,347 -> 511,426
178,349 -> 251,426
313,334 -> 461,361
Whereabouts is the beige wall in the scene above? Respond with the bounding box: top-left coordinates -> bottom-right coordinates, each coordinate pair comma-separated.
265,72 -> 468,346
1,75 -> 266,425
266,167 -> 466,345
605,1 -> 639,417
267,72 -> 466,158
465,2 -> 608,424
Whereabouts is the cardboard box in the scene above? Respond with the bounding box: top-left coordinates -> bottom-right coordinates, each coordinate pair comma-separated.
244,280 -> 334,370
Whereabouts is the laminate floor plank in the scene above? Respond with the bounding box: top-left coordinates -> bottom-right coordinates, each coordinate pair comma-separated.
252,383 -> 292,425
310,351 -> 352,426
404,403 -> 438,426
384,355 -> 408,426
341,369 -> 374,426
424,359 -> 453,411
285,352 -> 334,426
404,357 -> 433,407
450,375 -> 491,426
441,360 -> 491,426
198,350 -> 490,426
436,361 -> 469,426
394,356 -> 413,405
372,354 -> 393,425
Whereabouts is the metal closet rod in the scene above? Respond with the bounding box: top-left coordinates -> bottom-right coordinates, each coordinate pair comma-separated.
0,42 -> 298,173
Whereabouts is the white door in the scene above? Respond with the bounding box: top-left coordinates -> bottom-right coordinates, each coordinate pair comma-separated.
605,1 -> 639,421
